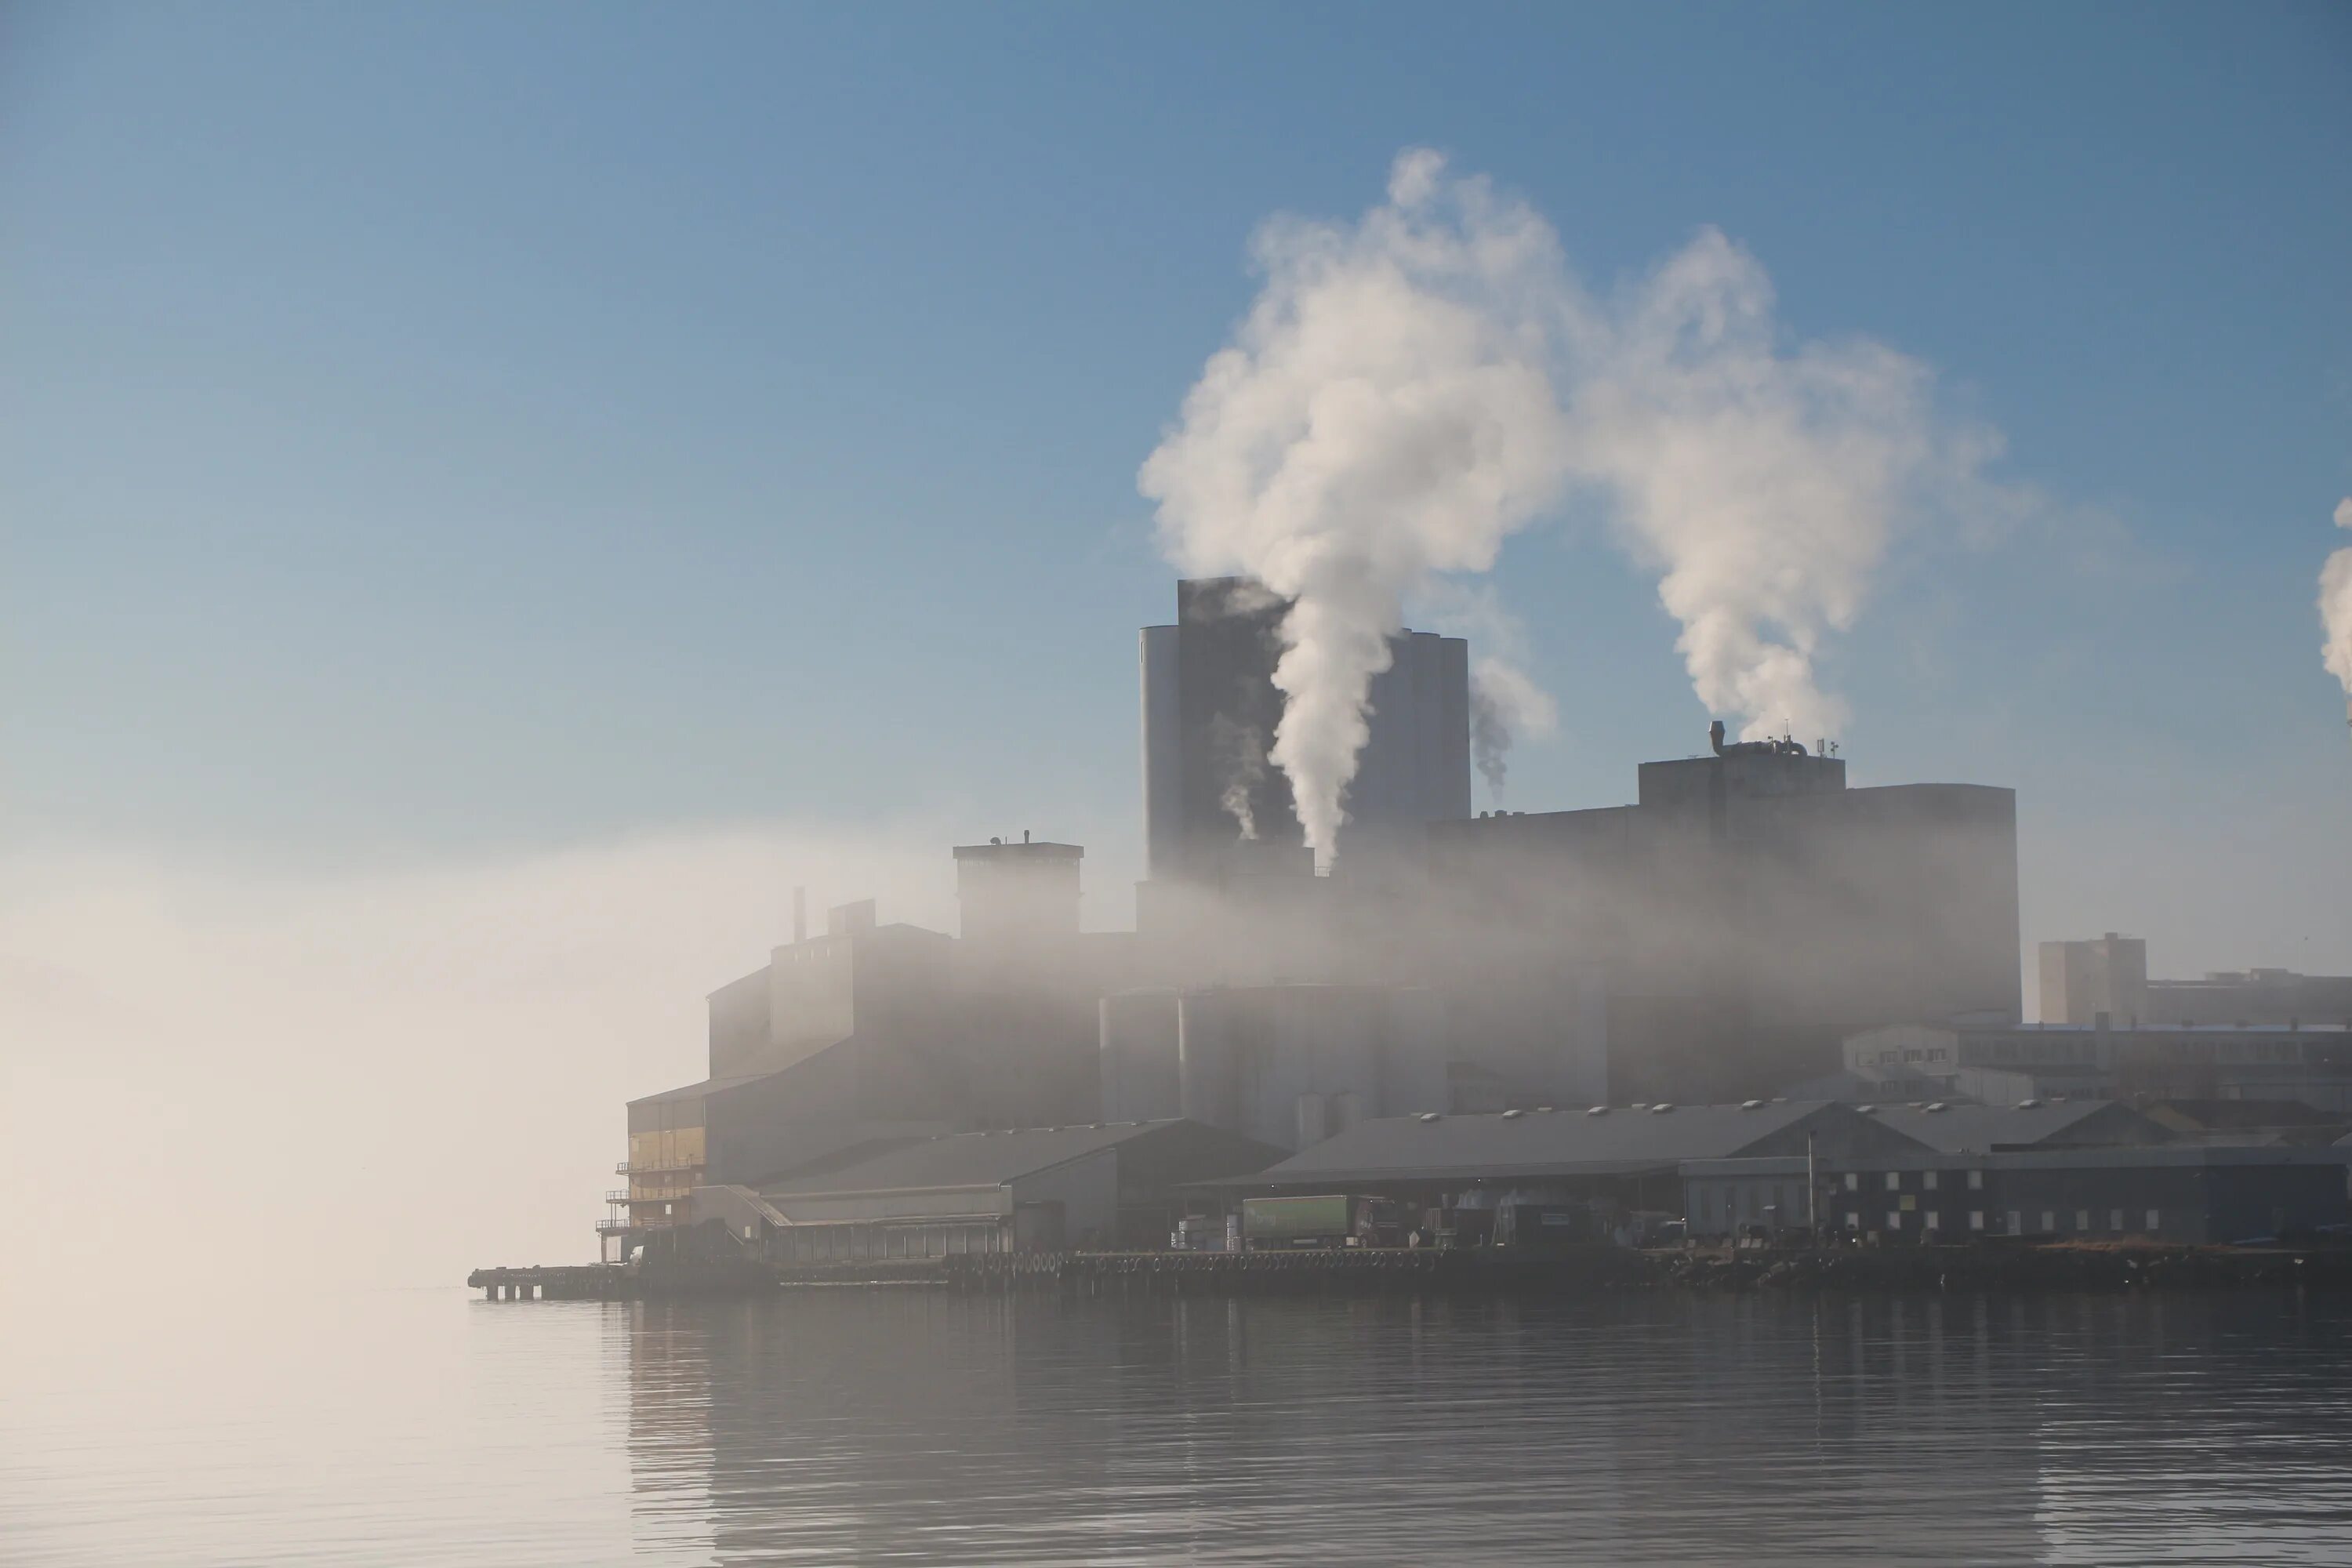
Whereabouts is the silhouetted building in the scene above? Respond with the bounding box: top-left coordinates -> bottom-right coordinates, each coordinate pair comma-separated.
1140,576 -> 1470,880
1432,723 -> 2021,1103
2147,967 -> 2352,1028
2039,934 -> 2149,1024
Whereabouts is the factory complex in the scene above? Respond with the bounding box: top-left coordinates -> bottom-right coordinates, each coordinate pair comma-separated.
604,579 -> 2352,1263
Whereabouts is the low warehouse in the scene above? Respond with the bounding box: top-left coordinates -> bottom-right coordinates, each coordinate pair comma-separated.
692,1119 -> 1282,1261
1214,1101 -> 1935,1228
1682,1145 -> 2350,1244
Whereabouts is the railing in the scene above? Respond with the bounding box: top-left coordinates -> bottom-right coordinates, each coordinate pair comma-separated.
615,1159 -> 703,1176
596,1215 -> 684,1236
609,1189 -> 692,1205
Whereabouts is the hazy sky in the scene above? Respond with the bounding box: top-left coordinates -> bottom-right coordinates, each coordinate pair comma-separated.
3,5 -> 2348,1281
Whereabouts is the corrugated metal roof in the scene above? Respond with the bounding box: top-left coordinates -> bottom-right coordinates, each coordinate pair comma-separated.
760,1120 -> 1186,1196
1853,1099 -> 2154,1153
626,1073 -> 772,1108
1236,1102 -> 1854,1185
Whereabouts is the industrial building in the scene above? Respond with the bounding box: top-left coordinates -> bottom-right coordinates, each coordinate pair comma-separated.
1140,576 -> 1471,881
602,571 -> 2352,1260
1427,723 -> 2020,1102
1834,1018 -> 2352,1112
2149,967 -> 2352,1028
608,839 -> 1137,1252
1215,1101 -> 1936,1232
688,1120 -> 1283,1261
2040,935 -> 2352,1030
1683,1146 -> 2350,1246
2040,934 -> 2150,1025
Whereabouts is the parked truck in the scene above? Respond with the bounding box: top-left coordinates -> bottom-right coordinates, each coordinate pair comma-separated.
1241,1194 -> 1407,1250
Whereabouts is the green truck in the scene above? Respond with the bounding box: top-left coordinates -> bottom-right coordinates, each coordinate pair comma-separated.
1240,1194 -> 1407,1250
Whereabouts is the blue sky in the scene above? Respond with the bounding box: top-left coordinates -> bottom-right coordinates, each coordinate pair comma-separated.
5,2 -> 2349,976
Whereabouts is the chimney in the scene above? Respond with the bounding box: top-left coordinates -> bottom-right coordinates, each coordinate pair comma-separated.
792,885 -> 807,945
1708,719 -> 1727,756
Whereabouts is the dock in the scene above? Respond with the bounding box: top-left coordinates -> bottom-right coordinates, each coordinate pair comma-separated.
466,1264 -> 630,1301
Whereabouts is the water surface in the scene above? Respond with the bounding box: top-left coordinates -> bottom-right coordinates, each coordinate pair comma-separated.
6,1285 -> 2350,1564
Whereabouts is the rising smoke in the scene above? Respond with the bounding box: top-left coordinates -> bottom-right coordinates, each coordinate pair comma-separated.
2322,498 -> 2352,711
1140,150 -> 1572,865
1468,657 -> 1557,801
1142,149 -> 1991,862
1209,715 -> 1267,839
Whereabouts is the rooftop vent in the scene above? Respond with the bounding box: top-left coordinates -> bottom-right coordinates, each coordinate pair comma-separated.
1586,1106 -> 1610,1116
2015,1098 -> 2042,1109
1924,1102 -> 1947,1112
1630,1102 -> 1650,1110
1856,1104 -> 1878,1114
1501,1109 -> 1526,1119
1740,1098 -> 1765,1110
1649,1102 -> 1675,1114
1418,1112 -> 1443,1123
1536,1105 -> 1555,1113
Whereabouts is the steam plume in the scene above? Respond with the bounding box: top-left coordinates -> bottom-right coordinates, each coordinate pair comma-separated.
1145,150 -> 1991,856
1468,657 -> 1558,801
2323,497 -> 2352,709
1560,230 -> 1977,742
1209,717 -> 1266,839
1141,150 -> 1572,864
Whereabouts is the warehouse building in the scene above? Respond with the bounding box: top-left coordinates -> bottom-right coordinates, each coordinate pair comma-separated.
1683,1145 -> 2350,1246
691,1119 -> 1283,1262
1217,1101 -> 1934,1229
1835,1019 -> 2352,1112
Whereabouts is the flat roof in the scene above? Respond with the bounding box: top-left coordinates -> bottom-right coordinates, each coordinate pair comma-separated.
760,1120 -> 1183,1197
626,1073 -> 772,1109
1221,1102 -> 1868,1187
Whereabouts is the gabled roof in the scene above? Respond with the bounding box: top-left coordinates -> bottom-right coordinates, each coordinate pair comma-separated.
1856,1099 -> 2165,1153
1226,1102 -> 1897,1187
759,1120 -> 1236,1196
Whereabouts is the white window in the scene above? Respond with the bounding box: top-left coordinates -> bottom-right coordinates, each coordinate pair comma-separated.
2042,1211 -> 2056,1232
1887,1211 -> 1903,1230
2008,1212 -> 2021,1234
1969,1210 -> 1985,1232
1845,1173 -> 1860,1192
1846,1211 -> 1861,1230
1885,1172 -> 1902,1192
2076,1210 -> 2090,1232
2109,1209 -> 2123,1232
1967,1170 -> 1984,1191
1923,1171 -> 1939,1192
2146,1209 -> 2161,1232
1925,1211 -> 1941,1231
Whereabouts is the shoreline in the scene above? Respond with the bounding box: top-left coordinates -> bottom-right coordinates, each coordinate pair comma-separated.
467,1240 -> 2352,1301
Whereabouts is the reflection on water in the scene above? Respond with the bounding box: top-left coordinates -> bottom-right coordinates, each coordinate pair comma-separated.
622,1290 -> 2352,1566
5,1286 -> 2350,1564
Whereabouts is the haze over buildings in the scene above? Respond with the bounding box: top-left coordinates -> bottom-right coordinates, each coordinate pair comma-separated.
609,572 -> 2047,1247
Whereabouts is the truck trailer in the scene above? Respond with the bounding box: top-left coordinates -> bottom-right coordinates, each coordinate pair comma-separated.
1240,1194 -> 1406,1250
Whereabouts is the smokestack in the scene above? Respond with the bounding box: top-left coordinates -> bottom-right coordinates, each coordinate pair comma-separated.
1709,720 -> 1727,756
792,885 -> 806,946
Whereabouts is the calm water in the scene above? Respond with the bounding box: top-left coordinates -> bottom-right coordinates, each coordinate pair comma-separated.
5,1283 -> 2352,1565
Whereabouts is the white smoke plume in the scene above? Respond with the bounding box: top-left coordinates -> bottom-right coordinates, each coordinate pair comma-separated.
1559,230 -> 1980,742
1144,149 -> 1991,859
1468,656 -> 1558,801
1141,150 -> 1573,864
1209,716 -> 1267,840
2322,498 -> 2352,706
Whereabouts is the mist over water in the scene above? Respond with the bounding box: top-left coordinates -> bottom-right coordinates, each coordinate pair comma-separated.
9,1287 -> 2349,1566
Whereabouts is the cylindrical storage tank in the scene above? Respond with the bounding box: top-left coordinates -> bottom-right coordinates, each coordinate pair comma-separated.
1176,990 -> 1238,1133
1098,991 -> 1183,1122
1380,986 -> 1451,1116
